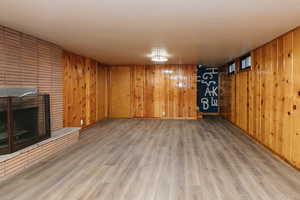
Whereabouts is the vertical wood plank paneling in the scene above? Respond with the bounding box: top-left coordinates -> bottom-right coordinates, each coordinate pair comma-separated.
219,65 -> 229,119
96,63 -> 108,120
219,27 -> 300,171
276,37 -> 284,155
168,65 -> 176,118
178,65 -> 184,118
235,69 -> 240,126
153,65 -> 161,118
270,40 -> 278,150
292,28 -> 300,168
254,48 -> 261,140
248,52 -> 254,136
264,42 -> 274,148
85,59 -> 97,125
160,65 -> 167,118
241,71 -> 248,131
271,39 -> 279,153
173,66 -> 180,118
235,59 -> 249,131
109,66 -> 132,118
282,32 -> 294,161
230,74 -> 236,123
64,54 -> 84,127
108,65 -> 197,119
144,65 -> 155,118
63,51 -> 108,127
132,65 -> 145,117
189,65 -> 197,118
260,44 -> 267,145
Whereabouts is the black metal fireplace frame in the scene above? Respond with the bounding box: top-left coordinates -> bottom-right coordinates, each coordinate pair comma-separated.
0,94 -> 51,155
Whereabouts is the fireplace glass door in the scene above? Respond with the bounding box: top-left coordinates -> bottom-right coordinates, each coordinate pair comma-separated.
0,94 -> 51,155
0,98 -> 9,154
12,96 -> 39,150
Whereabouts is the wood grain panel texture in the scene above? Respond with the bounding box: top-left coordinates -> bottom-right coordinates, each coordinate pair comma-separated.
63,51 -> 109,128
220,26 -> 300,170
0,25 -> 63,131
109,65 -> 197,119
109,66 -> 132,118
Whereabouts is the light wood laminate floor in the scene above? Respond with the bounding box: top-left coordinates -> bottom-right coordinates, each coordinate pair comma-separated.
1,118 -> 300,200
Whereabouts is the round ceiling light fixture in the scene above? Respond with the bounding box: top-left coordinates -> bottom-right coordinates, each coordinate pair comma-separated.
151,48 -> 168,62
152,56 -> 168,62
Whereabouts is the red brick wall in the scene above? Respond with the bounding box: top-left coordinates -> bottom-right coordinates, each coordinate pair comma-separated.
0,129 -> 79,180
0,25 -> 63,131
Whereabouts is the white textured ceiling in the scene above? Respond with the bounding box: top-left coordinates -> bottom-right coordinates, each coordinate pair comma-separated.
0,0 -> 299,65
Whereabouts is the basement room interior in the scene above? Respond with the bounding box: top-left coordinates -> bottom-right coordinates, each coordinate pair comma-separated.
0,1 -> 300,200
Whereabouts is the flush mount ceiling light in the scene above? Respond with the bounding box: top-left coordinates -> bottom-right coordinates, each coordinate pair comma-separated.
151,48 -> 168,62
152,56 -> 168,62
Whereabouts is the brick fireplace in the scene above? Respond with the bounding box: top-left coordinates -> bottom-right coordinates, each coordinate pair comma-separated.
0,89 -> 51,155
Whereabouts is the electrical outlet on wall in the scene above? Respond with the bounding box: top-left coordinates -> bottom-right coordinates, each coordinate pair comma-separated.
80,120 -> 84,126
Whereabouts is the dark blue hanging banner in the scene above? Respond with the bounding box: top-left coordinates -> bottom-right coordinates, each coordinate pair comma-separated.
197,66 -> 219,113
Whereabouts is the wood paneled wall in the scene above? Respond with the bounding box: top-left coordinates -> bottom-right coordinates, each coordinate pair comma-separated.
109,66 -> 132,118
0,25 -> 63,131
220,27 -> 300,170
63,51 -> 109,127
108,65 -> 197,119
